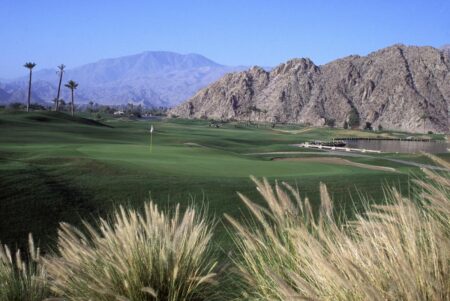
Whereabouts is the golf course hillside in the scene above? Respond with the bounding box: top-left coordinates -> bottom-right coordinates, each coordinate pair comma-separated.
0,110 -> 447,250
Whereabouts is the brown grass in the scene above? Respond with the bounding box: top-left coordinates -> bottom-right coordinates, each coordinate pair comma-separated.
44,202 -> 219,301
0,234 -> 50,301
226,155 -> 450,300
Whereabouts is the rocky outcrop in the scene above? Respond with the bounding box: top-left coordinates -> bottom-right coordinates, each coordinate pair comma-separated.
171,45 -> 450,133
442,44 -> 450,56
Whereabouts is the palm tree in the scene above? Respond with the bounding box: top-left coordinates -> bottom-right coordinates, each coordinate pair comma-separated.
88,101 -> 94,114
23,62 -> 36,112
55,64 -> 65,111
65,80 -> 78,116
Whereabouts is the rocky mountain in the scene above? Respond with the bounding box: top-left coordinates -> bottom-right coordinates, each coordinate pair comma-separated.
0,51 -> 246,107
442,44 -> 450,56
171,44 -> 450,133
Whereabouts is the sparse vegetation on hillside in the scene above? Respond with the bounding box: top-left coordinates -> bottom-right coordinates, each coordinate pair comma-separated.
348,107 -> 360,128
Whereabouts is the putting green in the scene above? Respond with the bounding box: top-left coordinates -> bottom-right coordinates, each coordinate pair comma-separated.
0,111 -> 432,250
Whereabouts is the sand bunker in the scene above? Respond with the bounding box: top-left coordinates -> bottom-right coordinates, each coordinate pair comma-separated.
273,157 -> 396,172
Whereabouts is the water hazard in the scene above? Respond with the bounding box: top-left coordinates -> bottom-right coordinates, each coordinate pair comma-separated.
344,140 -> 449,154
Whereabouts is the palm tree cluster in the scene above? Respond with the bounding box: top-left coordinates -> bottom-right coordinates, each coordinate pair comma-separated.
23,62 -> 78,115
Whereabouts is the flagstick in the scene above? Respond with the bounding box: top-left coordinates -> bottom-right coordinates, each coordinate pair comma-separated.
150,124 -> 154,153
150,131 -> 153,153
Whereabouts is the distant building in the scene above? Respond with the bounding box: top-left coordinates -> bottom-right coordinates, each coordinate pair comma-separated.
113,110 -> 125,116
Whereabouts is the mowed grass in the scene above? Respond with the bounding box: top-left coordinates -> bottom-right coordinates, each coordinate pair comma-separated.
0,111 -> 430,251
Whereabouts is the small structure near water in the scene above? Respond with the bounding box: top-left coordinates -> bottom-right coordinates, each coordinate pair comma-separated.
301,142 -> 382,154
309,140 -> 347,147
302,137 -> 448,154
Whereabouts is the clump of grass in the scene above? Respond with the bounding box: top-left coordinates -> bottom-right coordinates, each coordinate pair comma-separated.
227,156 -> 450,300
45,202 -> 219,301
0,234 -> 50,301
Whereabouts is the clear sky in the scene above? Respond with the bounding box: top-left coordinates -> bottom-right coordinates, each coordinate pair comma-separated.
1,0 -> 449,78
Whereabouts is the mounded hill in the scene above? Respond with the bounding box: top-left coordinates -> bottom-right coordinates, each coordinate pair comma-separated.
0,111 -> 110,128
171,44 -> 450,133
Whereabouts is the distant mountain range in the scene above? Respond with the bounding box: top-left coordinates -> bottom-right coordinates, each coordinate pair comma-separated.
0,51 -> 246,107
171,44 -> 450,133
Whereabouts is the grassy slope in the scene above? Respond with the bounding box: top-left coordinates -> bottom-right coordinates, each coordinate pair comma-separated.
0,111 -> 433,250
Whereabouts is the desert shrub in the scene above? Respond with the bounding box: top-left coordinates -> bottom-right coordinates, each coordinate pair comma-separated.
29,103 -> 48,111
227,159 -> 450,301
0,234 -> 50,301
348,107 -> 360,128
325,118 -> 336,127
5,102 -> 25,112
45,202 -> 219,301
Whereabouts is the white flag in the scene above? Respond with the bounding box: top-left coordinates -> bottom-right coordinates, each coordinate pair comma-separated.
150,125 -> 154,133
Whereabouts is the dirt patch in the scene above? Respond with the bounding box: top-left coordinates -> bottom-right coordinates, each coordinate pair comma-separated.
273,156 -> 396,172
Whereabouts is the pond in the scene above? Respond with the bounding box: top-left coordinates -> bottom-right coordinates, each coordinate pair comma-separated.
344,140 -> 449,154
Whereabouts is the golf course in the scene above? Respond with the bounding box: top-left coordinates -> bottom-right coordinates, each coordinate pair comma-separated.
0,110 -> 448,251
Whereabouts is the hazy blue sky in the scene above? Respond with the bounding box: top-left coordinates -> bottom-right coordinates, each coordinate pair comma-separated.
1,0 -> 449,78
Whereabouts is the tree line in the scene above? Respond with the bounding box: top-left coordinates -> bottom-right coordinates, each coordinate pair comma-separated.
23,62 -> 78,116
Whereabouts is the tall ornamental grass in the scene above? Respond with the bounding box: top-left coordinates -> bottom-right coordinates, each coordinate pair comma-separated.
44,202 -> 219,301
0,234 -> 50,301
227,156 -> 450,301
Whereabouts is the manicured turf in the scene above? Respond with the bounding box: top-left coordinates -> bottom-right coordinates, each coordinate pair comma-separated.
0,111 -> 439,251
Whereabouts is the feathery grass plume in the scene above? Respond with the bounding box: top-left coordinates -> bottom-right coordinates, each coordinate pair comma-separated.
226,158 -> 450,301
44,202 -> 219,301
0,234 -> 50,301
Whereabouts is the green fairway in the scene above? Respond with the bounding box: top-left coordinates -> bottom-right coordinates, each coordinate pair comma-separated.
0,111 -> 441,251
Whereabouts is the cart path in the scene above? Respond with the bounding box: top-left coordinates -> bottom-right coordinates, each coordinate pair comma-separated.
246,151 -> 450,171
273,156 -> 397,172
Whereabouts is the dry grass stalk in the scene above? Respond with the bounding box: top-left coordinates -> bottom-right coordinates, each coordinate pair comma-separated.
0,234 -> 50,301
227,156 -> 450,300
45,202 -> 219,301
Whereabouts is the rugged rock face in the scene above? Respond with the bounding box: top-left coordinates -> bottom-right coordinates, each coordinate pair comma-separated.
442,44 -> 450,56
171,45 -> 450,133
